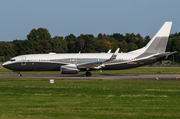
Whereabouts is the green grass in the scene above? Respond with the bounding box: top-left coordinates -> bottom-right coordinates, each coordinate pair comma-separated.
1,66 -> 180,118
0,79 -> 180,119
1,66 -> 180,74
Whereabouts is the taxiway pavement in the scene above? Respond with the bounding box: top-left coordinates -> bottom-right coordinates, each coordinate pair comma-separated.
0,74 -> 180,80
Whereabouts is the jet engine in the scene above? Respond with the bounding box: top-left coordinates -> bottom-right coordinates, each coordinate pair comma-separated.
60,64 -> 79,74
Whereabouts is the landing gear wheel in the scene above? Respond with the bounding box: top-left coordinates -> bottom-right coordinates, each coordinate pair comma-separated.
86,71 -> 91,77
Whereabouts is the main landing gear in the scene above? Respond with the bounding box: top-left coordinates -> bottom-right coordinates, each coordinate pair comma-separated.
85,71 -> 91,77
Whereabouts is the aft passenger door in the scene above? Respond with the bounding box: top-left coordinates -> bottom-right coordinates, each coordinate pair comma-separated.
21,56 -> 26,66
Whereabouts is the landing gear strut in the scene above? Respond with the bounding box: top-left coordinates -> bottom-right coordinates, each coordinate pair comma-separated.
86,71 -> 91,77
18,71 -> 22,77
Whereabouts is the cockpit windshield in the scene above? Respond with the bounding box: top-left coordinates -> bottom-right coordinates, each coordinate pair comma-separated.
9,59 -> 16,62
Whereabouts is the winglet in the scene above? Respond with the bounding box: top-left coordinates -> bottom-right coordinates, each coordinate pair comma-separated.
107,49 -> 111,53
114,48 -> 120,55
109,48 -> 120,60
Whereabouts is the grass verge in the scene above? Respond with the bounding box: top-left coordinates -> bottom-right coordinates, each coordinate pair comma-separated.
0,79 -> 180,119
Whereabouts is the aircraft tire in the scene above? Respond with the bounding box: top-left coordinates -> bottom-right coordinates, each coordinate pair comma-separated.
86,71 -> 91,77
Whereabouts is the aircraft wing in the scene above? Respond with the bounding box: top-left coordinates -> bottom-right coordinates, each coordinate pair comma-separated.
77,48 -> 120,69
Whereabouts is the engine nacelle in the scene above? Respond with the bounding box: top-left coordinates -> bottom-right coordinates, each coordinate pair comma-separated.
60,64 -> 79,74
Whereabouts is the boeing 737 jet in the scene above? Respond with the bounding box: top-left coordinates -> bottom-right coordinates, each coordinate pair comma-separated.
2,22 -> 176,76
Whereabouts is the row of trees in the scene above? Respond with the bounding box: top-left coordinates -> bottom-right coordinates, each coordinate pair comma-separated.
0,28 -> 180,63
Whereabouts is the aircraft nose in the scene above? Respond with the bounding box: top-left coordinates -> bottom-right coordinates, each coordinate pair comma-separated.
2,61 -> 9,68
2,62 -> 5,67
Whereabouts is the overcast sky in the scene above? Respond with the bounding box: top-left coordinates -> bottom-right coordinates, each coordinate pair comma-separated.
0,0 -> 180,41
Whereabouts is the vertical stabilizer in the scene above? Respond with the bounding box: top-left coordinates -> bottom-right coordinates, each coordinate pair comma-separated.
144,22 -> 172,54
129,22 -> 172,54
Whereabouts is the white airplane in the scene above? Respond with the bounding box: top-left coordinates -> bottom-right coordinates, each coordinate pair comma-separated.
2,22 -> 176,76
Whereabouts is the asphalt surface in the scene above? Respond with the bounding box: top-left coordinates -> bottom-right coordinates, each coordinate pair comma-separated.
0,74 -> 180,80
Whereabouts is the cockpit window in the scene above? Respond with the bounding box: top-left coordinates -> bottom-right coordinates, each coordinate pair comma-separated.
10,59 -> 16,62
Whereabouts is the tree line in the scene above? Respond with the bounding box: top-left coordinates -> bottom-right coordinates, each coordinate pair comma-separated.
0,28 -> 180,63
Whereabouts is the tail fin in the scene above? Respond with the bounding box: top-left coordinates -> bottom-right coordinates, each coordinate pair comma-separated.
129,22 -> 172,54
145,22 -> 172,54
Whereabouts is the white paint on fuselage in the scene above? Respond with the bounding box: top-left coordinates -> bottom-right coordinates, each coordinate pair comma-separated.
6,53 -> 140,64
1,53 -> 133,68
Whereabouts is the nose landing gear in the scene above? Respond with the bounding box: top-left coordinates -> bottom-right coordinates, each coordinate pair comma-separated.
18,71 -> 22,77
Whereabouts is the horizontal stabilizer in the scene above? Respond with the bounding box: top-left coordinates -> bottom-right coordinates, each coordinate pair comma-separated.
154,51 -> 177,59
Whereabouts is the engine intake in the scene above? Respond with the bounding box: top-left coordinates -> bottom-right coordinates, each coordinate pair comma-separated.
60,64 -> 79,74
